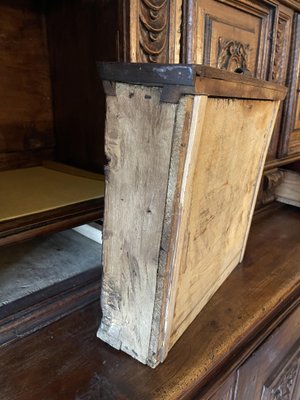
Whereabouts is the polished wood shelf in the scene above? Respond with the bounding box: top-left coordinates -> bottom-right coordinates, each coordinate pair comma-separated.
1,204 -> 299,399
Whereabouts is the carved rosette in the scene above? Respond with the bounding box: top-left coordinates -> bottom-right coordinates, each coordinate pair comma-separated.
217,38 -> 250,72
139,0 -> 169,63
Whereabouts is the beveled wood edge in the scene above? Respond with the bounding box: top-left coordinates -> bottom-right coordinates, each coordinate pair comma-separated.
97,63 -> 287,101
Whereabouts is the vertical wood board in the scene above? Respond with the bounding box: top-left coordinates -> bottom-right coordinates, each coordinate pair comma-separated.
98,83 -> 177,364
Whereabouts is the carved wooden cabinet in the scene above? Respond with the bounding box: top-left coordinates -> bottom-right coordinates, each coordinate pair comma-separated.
119,0 -> 300,208
207,306 -> 300,400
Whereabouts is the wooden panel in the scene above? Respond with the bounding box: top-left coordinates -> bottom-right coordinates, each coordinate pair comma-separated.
279,14 -> 300,156
182,0 -> 276,79
129,0 -> 182,63
98,83 -> 178,364
267,4 -> 293,161
46,0 -> 120,173
168,98 -> 279,350
236,307 -> 300,400
0,0 -> 54,170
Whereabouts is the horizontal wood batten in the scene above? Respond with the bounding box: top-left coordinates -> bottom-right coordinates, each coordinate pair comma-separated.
98,63 -> 287,101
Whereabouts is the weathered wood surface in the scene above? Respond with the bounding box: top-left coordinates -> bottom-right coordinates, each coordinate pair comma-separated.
98,83 -> 178,364
168,98 -> 280,350
275,169 -> 300,207
99,75 -> 281,366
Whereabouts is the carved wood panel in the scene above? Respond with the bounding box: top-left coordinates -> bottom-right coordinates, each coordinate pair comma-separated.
235,306 -> 300,400
129,0 -> 182,63
261,343 -> 300,400
279,13 -> 300,157
267,4 -> 293,161
182,0 -> 277,79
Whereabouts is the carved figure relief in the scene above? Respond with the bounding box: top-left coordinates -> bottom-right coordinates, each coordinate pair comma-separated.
139,0 -> 169,63
217,38 -> 250,72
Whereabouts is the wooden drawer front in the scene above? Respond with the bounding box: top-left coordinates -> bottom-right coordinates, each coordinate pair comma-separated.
184,0 -> 276,79
235,306 -> 300,400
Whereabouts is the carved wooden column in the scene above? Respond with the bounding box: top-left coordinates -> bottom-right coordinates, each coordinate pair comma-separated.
129,0 -> 182,63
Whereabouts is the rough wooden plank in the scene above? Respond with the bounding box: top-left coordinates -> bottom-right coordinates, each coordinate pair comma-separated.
98,83 -> 178,364
275,169 -> 300,206
168,98 -> 280,350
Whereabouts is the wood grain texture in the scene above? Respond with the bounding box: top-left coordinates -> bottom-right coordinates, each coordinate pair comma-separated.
1,205 -> 300,400
98,83 -> 178,364
0,0 -> 54,171
168,97 -> 280,350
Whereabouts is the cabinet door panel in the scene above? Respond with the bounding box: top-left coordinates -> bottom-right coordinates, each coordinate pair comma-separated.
235,306 -> 300,400
279,14 -> 300,157
183,0 -> 276,79
267,4 -> 293,161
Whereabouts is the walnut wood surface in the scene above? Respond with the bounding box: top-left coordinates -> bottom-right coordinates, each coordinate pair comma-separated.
182,0 -> 276,80
0,0 -> 54,171
1,205 -> 299,400
45,0 -> 120,173
279,13 -> 300,157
